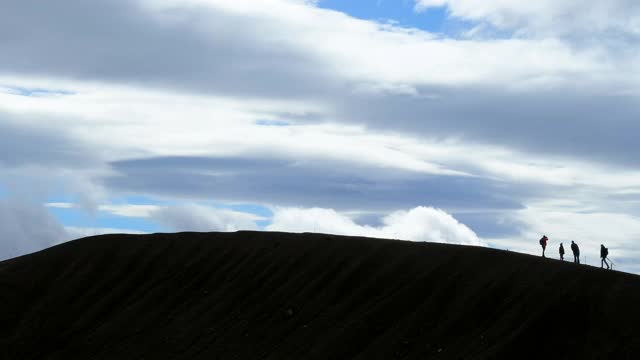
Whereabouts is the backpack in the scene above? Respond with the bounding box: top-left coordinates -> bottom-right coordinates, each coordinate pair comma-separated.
539,236 -> 547,246
603,247 -> 609,257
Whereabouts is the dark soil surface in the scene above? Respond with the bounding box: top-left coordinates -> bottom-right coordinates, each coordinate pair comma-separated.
1,231 -> 639,359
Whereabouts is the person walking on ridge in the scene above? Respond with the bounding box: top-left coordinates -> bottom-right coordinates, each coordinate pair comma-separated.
571,241 -> 580,264
600,244 -> 610,269
539,235 -> 549,258
559,242 -> 565,261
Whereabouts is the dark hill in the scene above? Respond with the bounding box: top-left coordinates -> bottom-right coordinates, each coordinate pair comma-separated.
1,231 -> 639,359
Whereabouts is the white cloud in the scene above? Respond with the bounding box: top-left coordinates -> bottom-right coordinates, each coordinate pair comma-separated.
414,0 -> 640,37
98,204 -> 162,218
46,202 -> 162,217
0,78 -> 469,176
45,202 -> 75,209
267,206 -> 483,246
2,0 -> 631,93
6,77 -> 640,193
1,0 -> 638,185
0,199 -> 67,260
488,200 -> 640,273
149,204 -> 261,232
146,0 -> 635,90
46,201 -> 482,247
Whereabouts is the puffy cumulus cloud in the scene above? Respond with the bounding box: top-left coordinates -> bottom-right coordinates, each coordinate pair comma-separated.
267,206 -> 483,246
0,198 -> 67,260
149,204 -> 261,232
414,0 -> 640,37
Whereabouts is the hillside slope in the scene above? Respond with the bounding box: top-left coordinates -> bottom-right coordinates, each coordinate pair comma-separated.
1,231 -> 639,359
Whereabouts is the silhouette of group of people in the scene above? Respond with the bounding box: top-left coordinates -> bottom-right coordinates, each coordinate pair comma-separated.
539,235 -> 611,269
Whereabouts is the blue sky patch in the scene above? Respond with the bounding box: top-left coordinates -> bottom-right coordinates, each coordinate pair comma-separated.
317,1 -> 495,39
46,193 -> 274,234
48,205 -> 164,233
1,85 -> 75,97
318,0 -> 448,33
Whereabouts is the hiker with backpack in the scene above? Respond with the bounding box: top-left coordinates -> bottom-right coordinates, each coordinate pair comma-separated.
571,241 -> 580,264
601,244 -> 610,269
539,235 -> 548,258
559,242 -> 565,261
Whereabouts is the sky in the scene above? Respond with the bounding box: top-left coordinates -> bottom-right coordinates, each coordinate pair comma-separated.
1,0 -> 640,272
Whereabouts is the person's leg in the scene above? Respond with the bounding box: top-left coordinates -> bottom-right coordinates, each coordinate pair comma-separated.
605,258 -> 610,269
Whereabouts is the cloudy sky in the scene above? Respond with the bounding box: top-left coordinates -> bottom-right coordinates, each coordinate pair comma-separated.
1,0 -> 639,271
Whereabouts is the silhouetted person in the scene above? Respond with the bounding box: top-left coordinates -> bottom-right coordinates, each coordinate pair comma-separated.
539,235 -> 548,258
571,241 -> 580,264
559,242 -> 565,261
601,244 -> 610,269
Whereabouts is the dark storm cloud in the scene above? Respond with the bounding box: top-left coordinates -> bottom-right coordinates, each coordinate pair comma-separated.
104,156 -> 530,214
